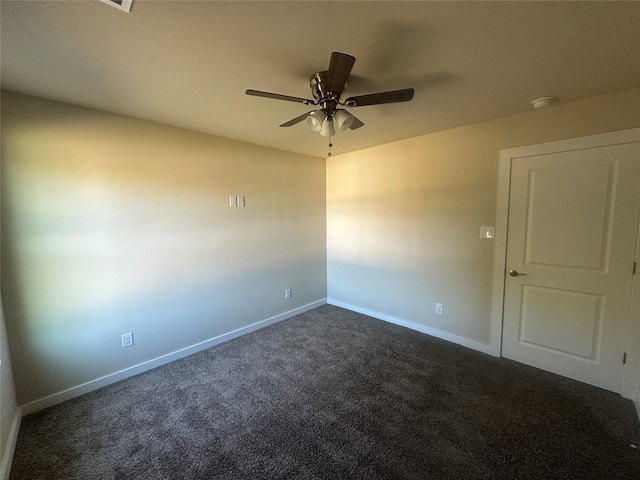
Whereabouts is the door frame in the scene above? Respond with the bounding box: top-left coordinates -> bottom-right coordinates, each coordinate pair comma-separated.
490,128 -> 640,398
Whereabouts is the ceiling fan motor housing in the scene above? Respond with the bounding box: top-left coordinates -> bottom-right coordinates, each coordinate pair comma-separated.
310,71 -> 339,117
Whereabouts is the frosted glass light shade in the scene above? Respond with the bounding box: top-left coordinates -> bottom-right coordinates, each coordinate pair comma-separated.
320,117 -> 335,137
306,111 -> 324,132
334,110 -> 354,131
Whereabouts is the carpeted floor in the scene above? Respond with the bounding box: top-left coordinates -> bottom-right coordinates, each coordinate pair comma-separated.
10,305 -> 640,479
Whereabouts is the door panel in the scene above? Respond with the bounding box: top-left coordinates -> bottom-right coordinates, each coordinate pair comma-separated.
520,286 -> 602,359
502,143 -> 640,392
524,162 -> 614,270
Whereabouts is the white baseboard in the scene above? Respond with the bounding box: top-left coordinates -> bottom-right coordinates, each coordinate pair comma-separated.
327,298 -> 498,357
0,406 -> 22,480
21,299 -> 327,416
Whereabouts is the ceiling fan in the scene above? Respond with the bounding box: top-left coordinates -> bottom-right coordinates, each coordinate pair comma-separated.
246,52 -> 415,137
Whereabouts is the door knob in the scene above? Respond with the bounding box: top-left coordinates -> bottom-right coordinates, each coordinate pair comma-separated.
509,270 -> 527,277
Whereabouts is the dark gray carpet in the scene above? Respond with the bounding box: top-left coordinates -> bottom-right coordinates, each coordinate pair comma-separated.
10,305 -> 640,479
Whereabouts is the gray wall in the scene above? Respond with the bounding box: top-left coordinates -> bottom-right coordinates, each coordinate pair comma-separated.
1,92 -> 327,405
1,153 -> 19,475
1,301 -> 19,477
2,87 -> 639,444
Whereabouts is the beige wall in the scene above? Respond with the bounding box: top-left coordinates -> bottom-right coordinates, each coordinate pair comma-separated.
1,92 -> 327,405
1,156 -> 20,476
632,237 -> 640,412
2,87 -> 639,412
327,87 -> 640,348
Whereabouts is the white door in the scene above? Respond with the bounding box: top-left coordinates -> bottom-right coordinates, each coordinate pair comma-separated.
502,142 -> 640,392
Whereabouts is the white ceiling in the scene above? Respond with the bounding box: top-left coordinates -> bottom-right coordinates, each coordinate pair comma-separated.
2,1 -> 639,158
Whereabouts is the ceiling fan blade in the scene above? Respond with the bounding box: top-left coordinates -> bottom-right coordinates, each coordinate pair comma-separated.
246,89 -> 316,105
344,88 -> 414,107
348,113 -> 365,130
279,111 -> 315,127
325,52 -> 356,96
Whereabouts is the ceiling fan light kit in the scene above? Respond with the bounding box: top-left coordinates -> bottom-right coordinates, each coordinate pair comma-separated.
334,109 -> 354,131
306,111 -> 324,132
320,117 -> 336,137
246,52 -> 415,139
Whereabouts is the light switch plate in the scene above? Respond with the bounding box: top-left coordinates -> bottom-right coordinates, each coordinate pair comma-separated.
480,226 -> 495,239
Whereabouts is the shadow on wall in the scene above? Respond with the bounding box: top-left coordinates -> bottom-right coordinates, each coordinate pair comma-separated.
1,264 -> 320,404
326,149 -> 496,345
1,93 -> 326,404
326,259 -> 490,343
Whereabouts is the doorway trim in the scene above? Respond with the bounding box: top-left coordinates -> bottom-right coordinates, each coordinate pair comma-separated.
490,128 -> 640,397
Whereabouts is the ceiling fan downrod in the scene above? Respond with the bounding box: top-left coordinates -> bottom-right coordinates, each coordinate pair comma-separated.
310,71 -> 339,116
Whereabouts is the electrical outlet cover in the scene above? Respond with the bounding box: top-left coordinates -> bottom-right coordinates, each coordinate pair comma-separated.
121,332 -> 134,348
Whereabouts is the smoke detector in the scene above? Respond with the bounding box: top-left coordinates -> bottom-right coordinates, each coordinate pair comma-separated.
99,0 -> 133,13
531,97 -> 554,109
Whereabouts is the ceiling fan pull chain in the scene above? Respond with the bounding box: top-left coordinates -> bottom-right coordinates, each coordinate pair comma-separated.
328,138 -> 333,157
